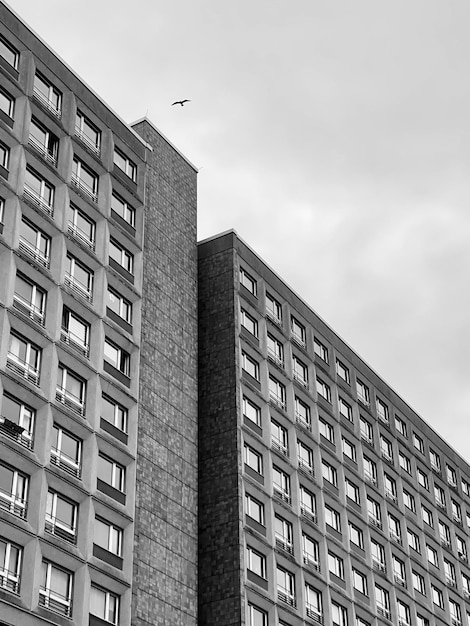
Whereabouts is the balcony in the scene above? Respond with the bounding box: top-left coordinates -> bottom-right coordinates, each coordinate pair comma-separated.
300,506 -> 317,524
275,536 -> 294,555
293,370 -> 308,389
32,87 -> 61,119
60,327 -> 89,358
71,172 -> 97,203
68,221 -> 95,251
269,393 -> 286,412
55,386 -> 85,417
12,293 -> 45,326
0,488 -> 27,518
278,588 -> 296,608
273,486 -> 291,505
45,514 -> 77,544
303,554 -> 320,572
28,134 -> 57,166
18,237 -> 49,268
306,606 -> 323,624
64,273 -> 92,303
23,183 -> 54,217
50,446 -> 81,479
377,604 -> 391,620
0,416 -> 31,449
39,589 -> 71,617
267,348 -> 284,368
74,125 -> 100,157
6,353 -> 40,386
271,437 -> 288,457
0,569 -> 20,594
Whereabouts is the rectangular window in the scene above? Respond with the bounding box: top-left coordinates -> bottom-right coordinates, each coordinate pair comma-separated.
412,571 -> 426,595
380,435 -> 393,461
7,332 -> 41,385
292,355 -> 308,386
101,395 -> 128,433
109,238 -> 134,274
61,308 -> 90,357
417,616 -> 429,626
113,147 -> 137,181
397,600 -> 411,626
434,484 -> 446,509
375,584 -> 390,619
395,415 -> 407,437
426,544 -> 438,566
75,110 -> 101,154
248,604 -> 267,626
28,117 -> 58,165
342,437 -> 356,461
421,505 -> 433,527
273,466 -> 290,503
242,396 -> 261,427
33,72 -> 62,117
291,316 -> 306,347
67,203 -> 95,249
328,552 -> 344,579
332,602 -> 348,626
302,533 -> 319,569
277,566 -> 295,607
275,514 -> 293,554
106,287 -> 132,325
338,397 -> 352,421
447,464 -> 457,487
111,192 -> 135,228
321,460 -> 337,486
267,333 -> 284,367
314,338 -> 328,362
457,535 -> 467,560
371,539 -> 386,571
430,448 -> 441,472
269,375 -> 285,409
0,87 -> 14,121
353,569 -> 368,595
367,496 -> 381,529
240,308 -> 258,337
336,359 -> 350,383
316,377 -> 331,402
325,504 -> 341,531
240,267 -> 257,295
376,397 -> 388,423
0,393 -> 35,447
295,396 -> 310,428
39,561 -> 72,616
244,443 -> 263,475
349,523 -> 364,549
345,478 -> 360,503
305,583 -> 322,622
56,365 -> 86,416
359,417 -> 373,444
356,379 -> 369,406
363,456 -> 377,486
417,468 -> 429,490
72,156 -> 98,202
0,537 -> 21,594
19,217 -> 50,267
449,600 -> 462,626
392,555 -> 406,586
407,529 -> 420,552
431,585 -> 443,608
50,424 -> 82,478
452,499 -> 462,524
242,351 -> 259,381
65,254 -> 93,302
0,463 -> 28,518
413,432 -> 424,453
246,545 -> 267,579
0,35 -> 19,70
98,454 -> 126,493
319,417 -> 334,443
45,491 -> 77,543
0,141 -> 9,173
104,339 -> 131,377
13,272 -> 46,325
298,440 -> 313,474
265,292 -> 282,324
94,518 -> 122,556
388,514 -> 401,544
444,558 -> 456,587
245,492 -> 264,525
300,486 -> 316,523
90,585 -> 120,625
403,489 -> 415,512
384,474 -> 397,502
399,451 -> 411,474
271,420 -> 288,456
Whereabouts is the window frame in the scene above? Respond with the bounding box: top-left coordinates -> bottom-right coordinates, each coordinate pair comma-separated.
113,146 -> 137,182
39,560 -> 73,617
90,585 -> 120,625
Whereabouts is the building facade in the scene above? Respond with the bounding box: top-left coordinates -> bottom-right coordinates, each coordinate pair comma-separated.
198,231 -> 470,626
0,3 -> 197,626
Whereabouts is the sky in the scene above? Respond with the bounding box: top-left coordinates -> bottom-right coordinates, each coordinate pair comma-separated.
9,0 -> 470,459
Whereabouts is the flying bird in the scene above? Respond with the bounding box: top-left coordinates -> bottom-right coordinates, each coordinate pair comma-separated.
172,99 -> 191,106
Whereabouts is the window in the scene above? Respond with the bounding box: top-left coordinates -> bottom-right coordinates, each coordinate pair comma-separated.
294,396 -> 310,427
384,474 -> 397,502
90,585 -> 119,625
452,499 -> 462,524
0,35 -> 19,70
431,585 -> 443,608
67,203 -> 95,249
379,435 -> 393,461
94,518 -> 122,556
388,514 -> 401,544
426,543 -> 438,566
363,456 -> 377,486
324,504 -> 341,531
50,424 -> 82,477
0,87 -> 14,120
316,377 -> 331,402
449,599 -> 462,626
413,432 -> 424,453
45,491 -> 77,543
349,523 -> 364,549
291,316 -> 306,346
399,451 -> 411,474
302,534 -> 319,569
272,466 -> 290,503
353,569 -> 368,595
0,463 -> 28,518
392,555 -> 406,585
0,394 -> 35,447
417,467 -> 429,490
56,365 -> 86,416
104,339 -> 131,377
6,332 -> 41,385
111,191 -> 135,228
248,604 -> 267,626
114,147 -> 137,181
305,584 -> 322,621
33,73 -> 62,116
106,287 -> 132,324
297,440 -> 313,474
277,566 -> 295,606
457,535 -> 467,560
72,156 -> 99,201
267,333 -> 283,366
328,552 -> 344,579
243,396 -> 261,427
444,558 -> 456,586
240,267 -> 257,295
356,617 -> 370,626
376,398 -> 388,423
245,492 -> 264,525
430,448 -> 441,472
101,395 -> 128,434
19,218 -> 50,267
61,308 -> 90,356
241,308 -> 258,337
0,141 -> 9,174
109,238 -> 134,275
332,603 -> 348,626
321,460 -> 337,486
395,415 -> 407,437
356,379 -> 370,406
0,537 -> 21,593
75,110 -> 101,154
416,616 -> 430,626
13,272 -> 46,325
242,352 -> 259,381
462,572 -> 470,597
371,539 -> 385,571
407,529 -> 420,552
336,359 -> 349,383
446,464 -> 457,487
314,337 -> 328,362
319,418 -> 334,443
338,397 -> 352,421
292,355 -> 308,386
397,600 -> 411,626
244,443 -> 263,475
39,561 -> 72,616
269,375 -> 285,409
367,496 -> 381,528
375,585 -> 390,619
299,485 -> 316,521
403,489 -> 415,512
265,292 -> 282,324
359,417 -> 373,444
65,254 -> 93,301
412,570 -> 426,595
434,484 -> 446,508
29,117 -> 58,165
97,454 -> 126,493
421,505 -> 433,527
275,515 -> 293,554
345,478 -> 360,503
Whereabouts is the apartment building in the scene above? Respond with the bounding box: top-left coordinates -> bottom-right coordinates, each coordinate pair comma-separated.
198,230 -> 470,626
0,3 -> 198,626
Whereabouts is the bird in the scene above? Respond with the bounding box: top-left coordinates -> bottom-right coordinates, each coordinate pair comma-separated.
172,99 -> 191,106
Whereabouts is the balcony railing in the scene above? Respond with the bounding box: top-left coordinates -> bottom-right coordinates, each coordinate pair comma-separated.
271,437 -> 288,457
50,446 -> 81,478
300,506 -> 317,524
298,458 -> 314,476
60,327 -> 89,358
275,536 -> 294,555
67,221 -> 95,251
32,87 -> 61,118
0,416 -> 31,449
269,393 -> 286,411
267,348 -> 284,368
45,514 -> 77,544
364,470 -> 377,486
55,386 -> 85,417
303,554 -> 320,572
74,126 -> 100,156
377,604 -> 391,620
64,273 -> 92,303
266,309 -> 282,326
71,173 -> 97,203
6,353 -> 40,386
0,569 -> 20,594
18,238 -> 49,268
0,488 -> 27,518
306,606 -> 323,624
28,134 -> 57,166
293,370 -> 308,388
278,588 -> 296,607
39,589 -> 72,617
273,486 -> 291,505
12,293 -> 45,326
23,183 -> 54,216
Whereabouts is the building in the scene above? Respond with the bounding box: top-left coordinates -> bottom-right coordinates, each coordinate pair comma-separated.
198,230 -> 470,626
0,3 -> 197,626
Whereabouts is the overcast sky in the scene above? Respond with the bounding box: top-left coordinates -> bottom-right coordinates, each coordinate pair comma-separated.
10,0 -> 470,459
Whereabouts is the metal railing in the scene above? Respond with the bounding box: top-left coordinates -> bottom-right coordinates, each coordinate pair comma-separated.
18,238 -> 49,268
6,353 -> 40,385
32,88 -> 61,118
23,184 -> 54,216
67,221 -> 95,251
28,134 -> 57,166
12,293 -> 45,326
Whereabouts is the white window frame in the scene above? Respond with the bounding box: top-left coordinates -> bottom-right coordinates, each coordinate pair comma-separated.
94,517 -> 123,556
104,339 -> 131,376
19,217 -> 50,267
90,585 -> 120,625
0,35 -> 19,69
239,267 -> 257,295
265,291 -> 282,323
113,147 -> 137,181
325,504 -> 341,531
0,537 -> 21,593
50,424 -> 82,477
106,287 -> 132,324
7,332 -> 41,385
242,351 -> 259,381
111,191 -> 135,227
45,490 -> 77,543
65,254 -> 93,301
56,365 -> 86,415
267,333 -> 284,367
75,110 -> 101,154
245,492 -> 264,525
244,443 -> 263,475
295,396 -> 310,427
269,375 -> 285,409
316,377 -> 331,402
109,238 -> 134,274
33,72 -> 62,116
98,454 -> 126,493
39,561 -> 72,617
313,337 -> 328,362
336,359 -> 349,382
240,308 -> 258,337
291,316 -> 306,346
